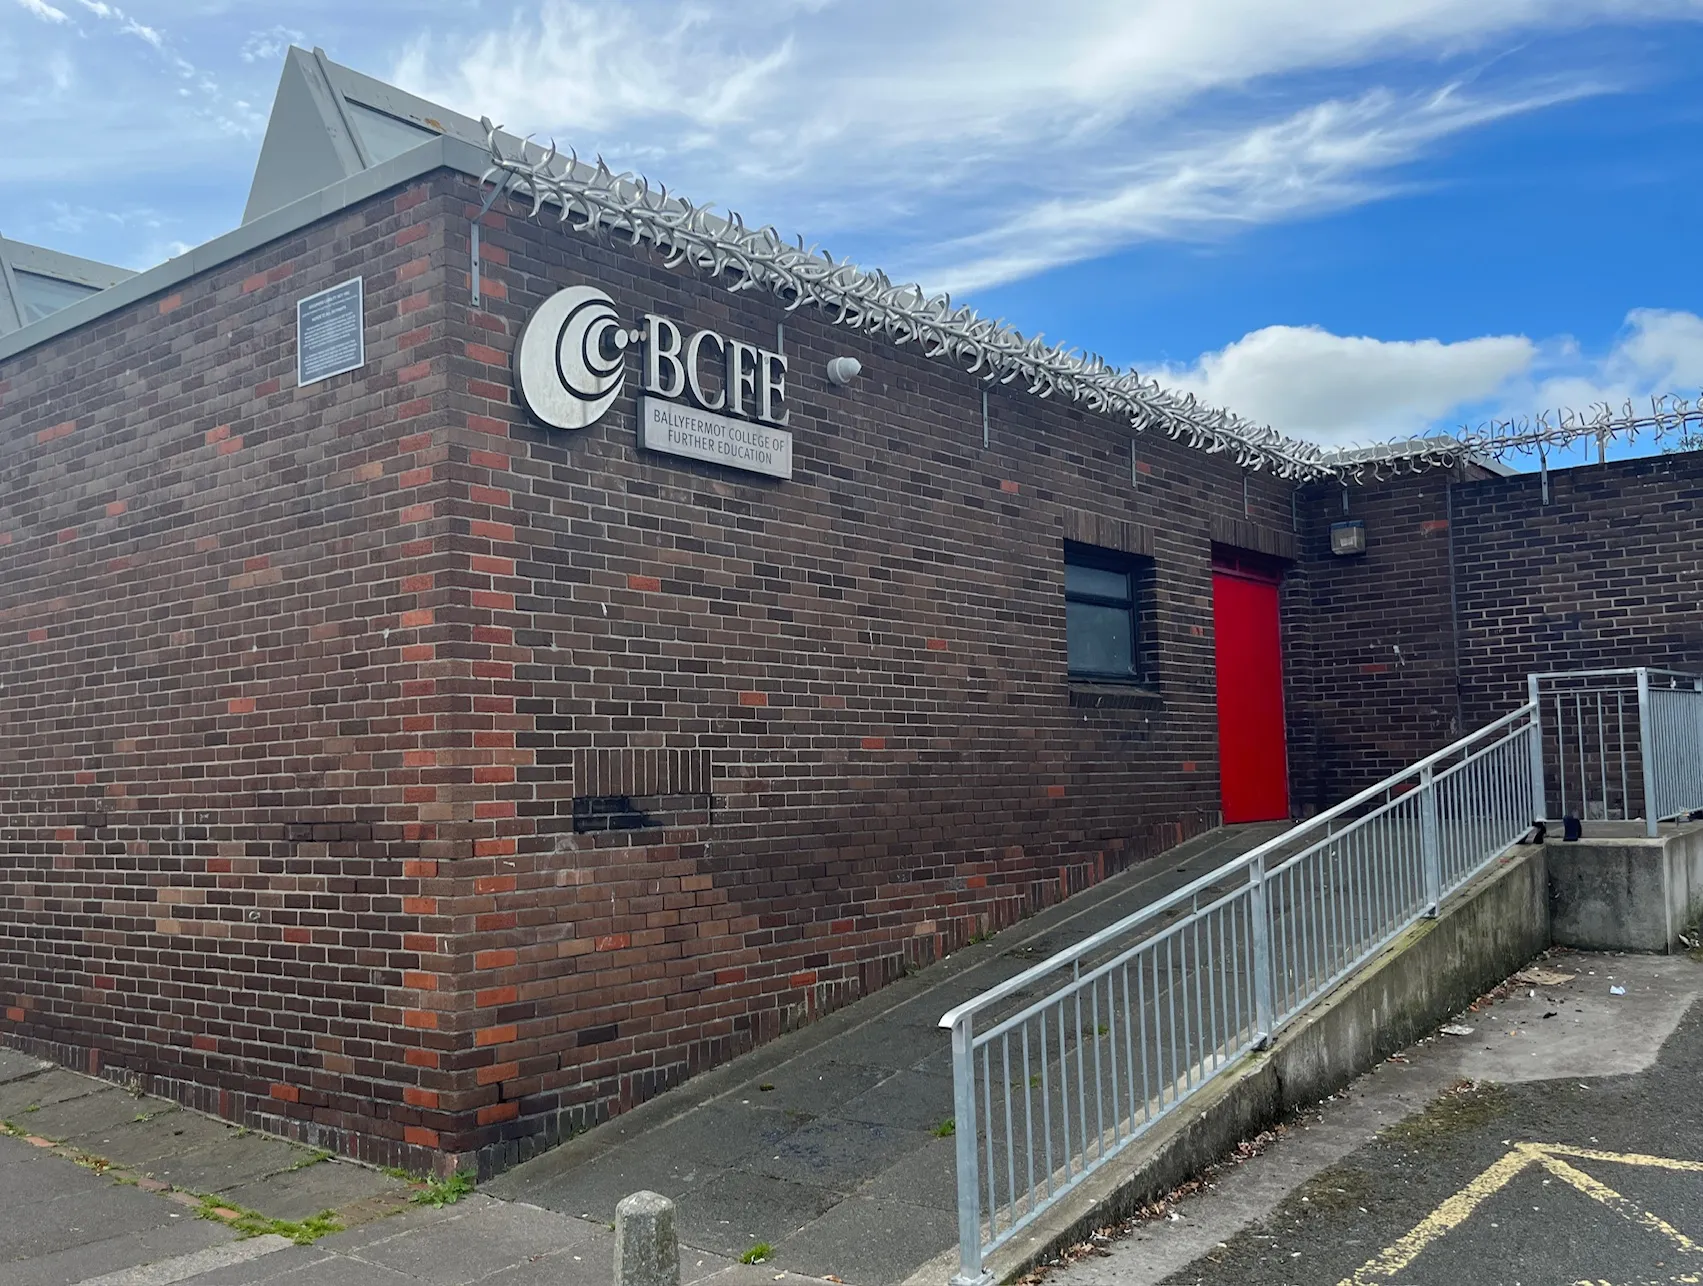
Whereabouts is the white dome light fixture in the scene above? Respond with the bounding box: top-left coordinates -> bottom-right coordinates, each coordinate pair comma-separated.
825,356 -> 863,387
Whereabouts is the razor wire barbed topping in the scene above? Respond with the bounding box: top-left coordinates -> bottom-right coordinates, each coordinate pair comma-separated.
479,122 -> 1703,483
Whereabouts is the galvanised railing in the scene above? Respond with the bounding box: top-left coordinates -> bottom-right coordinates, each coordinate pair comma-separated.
938,703 -> 1542,1285
1529,668 -> 1703,836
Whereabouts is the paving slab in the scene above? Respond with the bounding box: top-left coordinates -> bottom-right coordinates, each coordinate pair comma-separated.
779,1196 -> 963,1286
505,1146 -> 728,1220
671,1168 -> 840,1257
340,1196 -> 608,1284
219,1157 -> 414,1223
89,1109 -> 249,1169
159,1246 -> 336,1285
695,1267 -> 834,1286
0,1176 -> 192,1260
834,1069 -> 955,1133
301,1199 -> 451,1253
741,1058 -> 897,1112
219,1257 -> 419,1286
0,1185 -> 233,1280
472,1251 -> 618,1286
0,1135 -> 116,1209
0,1049 -> 53,1084
744,1117 -> 936,1190
22,1084 -> 166,1140
123,1132 -> 306,1194
0,1067 -> 111,1117
854,1134 -> 959,1212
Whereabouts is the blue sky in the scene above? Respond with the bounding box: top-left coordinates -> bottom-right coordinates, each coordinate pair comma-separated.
5,0 -> 1703,454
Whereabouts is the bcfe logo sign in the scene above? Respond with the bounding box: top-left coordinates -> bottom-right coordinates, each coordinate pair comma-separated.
513,285 -> 789,432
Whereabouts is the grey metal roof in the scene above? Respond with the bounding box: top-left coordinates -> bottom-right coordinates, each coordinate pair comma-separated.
244,46 -> 481,224
0,235 -> 133,338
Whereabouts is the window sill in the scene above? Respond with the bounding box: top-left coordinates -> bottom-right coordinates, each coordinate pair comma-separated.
1067,680 -> 1162,711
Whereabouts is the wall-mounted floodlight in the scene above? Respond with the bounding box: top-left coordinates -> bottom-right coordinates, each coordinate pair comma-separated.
826,357 -> 863,386
1329,520 -> 1367,556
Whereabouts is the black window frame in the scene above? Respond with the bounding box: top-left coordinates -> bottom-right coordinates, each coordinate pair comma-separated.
1063,541 -> 1154,686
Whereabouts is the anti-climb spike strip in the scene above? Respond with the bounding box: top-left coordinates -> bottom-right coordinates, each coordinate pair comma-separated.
479,124 -> 1703,482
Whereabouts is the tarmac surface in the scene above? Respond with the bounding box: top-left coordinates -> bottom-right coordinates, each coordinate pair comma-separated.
1048,949 -> 1703,1286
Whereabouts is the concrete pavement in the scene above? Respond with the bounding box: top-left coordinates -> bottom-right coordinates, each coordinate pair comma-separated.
0,1045 -> 827,1286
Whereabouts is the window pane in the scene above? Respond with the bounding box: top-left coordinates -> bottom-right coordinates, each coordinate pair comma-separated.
1067,601 -> 1133,675
1065,562 -> 1129,602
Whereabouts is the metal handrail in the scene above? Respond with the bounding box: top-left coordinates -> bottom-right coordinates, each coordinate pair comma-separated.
939,700 -> 1543,1286
936,701 -> 1535,1034
1527,666 -> 1703,836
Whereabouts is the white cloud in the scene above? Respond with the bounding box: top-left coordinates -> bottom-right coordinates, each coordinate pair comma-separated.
1154,309 -> 1703,447
1508,309 -> 1703,429
1158,325 -> 1536,445
241,25 -> 305,64
15,0 -> 69,22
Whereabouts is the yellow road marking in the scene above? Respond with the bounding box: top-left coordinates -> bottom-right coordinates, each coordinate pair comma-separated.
1337,1144 -> 1537,1283
1339,1143 -> 1703,1286
1533,1151 -> 1702,1256
1546,1144 -> 1703,1174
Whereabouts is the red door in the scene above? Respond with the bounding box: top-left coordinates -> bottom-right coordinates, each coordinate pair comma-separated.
1213,563 -> 1289,823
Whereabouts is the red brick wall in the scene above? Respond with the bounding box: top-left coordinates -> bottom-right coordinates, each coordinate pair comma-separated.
3,168 -> 1315,1174
1291,452 -> 1703,811
1288,473 -> 1466,810
0,180 -> 461,1172
438,171 -> 1314,1171
1451,452 -> 1703,722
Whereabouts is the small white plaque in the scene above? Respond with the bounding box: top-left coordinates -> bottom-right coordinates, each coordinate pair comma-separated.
639,396 -> 792,479
296,277 -> 365,386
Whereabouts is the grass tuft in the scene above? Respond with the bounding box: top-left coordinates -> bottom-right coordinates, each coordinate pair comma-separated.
741,1243 -> 775,1264
409,1170 -> 476,1207
195,1196 -> 343,1245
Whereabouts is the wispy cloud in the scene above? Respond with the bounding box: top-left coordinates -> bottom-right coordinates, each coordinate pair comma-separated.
15,0 -> 69,23
914,79 -> 1602,292
241,25 -> 305,64
382,0 -> 1697,303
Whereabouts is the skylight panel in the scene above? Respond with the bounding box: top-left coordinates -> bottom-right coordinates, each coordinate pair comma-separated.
13,270 -> 99,324
345,102 -> 437,164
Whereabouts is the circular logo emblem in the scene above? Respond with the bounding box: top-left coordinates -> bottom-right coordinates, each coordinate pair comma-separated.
513,285 -> 629,429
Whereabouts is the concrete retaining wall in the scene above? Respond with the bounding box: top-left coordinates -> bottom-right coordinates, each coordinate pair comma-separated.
1547,822 -> 1703,953
986,844 -> 1550,1282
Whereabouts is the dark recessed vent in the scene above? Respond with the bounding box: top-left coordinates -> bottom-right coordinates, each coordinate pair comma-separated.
572,795 -> 657,834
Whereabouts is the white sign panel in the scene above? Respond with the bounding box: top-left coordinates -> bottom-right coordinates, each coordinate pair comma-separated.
639,396 -> 792,479
296,277 -> 365,386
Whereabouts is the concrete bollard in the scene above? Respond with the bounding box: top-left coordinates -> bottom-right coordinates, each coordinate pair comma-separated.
615,1190 -> 680,1286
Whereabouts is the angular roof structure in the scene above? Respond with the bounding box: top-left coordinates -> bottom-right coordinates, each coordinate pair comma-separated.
0,235 -> 133,340
243,46 -> 480,225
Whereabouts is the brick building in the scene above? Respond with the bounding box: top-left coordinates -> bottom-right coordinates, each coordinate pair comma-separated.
2,49 -> 1698,1176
